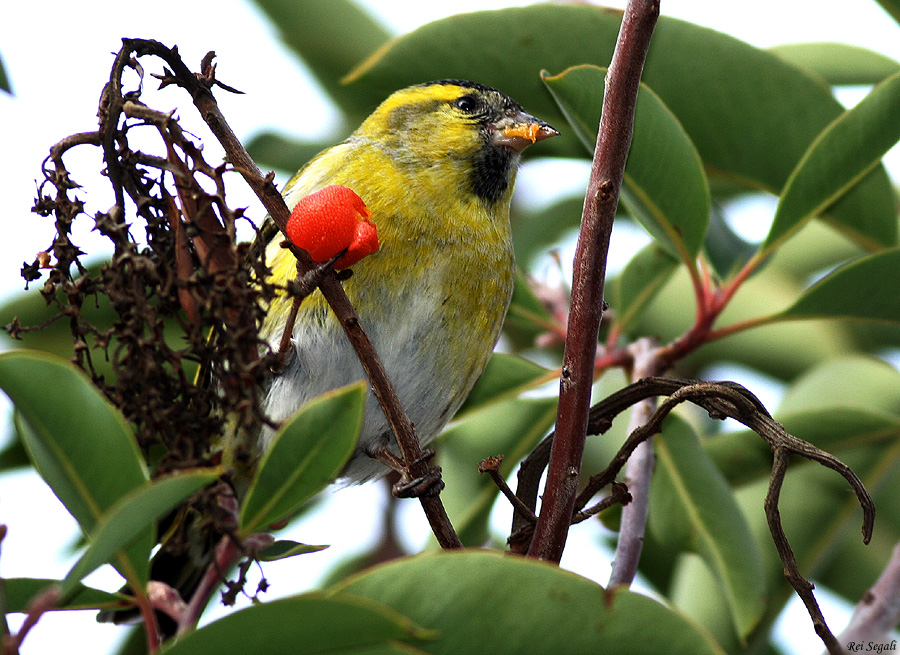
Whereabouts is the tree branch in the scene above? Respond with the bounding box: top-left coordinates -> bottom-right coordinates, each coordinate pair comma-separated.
527,0 -> 660,562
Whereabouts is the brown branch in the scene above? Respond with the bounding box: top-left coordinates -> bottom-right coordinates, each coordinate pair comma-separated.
528,0 -> 660,562
570,482 -> 631,524
120,39 -> 461,548
765,450 -> 841,655
480,455 -> 538,524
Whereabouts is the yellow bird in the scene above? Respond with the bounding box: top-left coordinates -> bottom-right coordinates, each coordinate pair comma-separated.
99,80 -> 556,633
254,80 -> 557,482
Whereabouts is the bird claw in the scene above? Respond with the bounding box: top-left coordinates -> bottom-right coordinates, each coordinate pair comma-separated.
372,447 -> 445,498
392,464 -> 445,498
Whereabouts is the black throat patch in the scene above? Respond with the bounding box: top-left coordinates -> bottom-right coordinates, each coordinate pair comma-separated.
470,141 -> 516,204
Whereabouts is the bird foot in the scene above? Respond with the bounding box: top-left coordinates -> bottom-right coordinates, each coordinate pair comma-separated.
372,447 -> 445,498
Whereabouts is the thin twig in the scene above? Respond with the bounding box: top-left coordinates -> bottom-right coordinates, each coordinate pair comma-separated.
765,450 -> 841,655
511,375 -> 874,652
528,0 -> 660,562
1,586 -> 60,655
570,483 -> 631,524
176,536 -> 241,637
607,339 -> 659,588
480,455 -> 538,524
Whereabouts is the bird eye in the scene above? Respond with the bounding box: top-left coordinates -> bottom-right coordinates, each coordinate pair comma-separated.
455,95 -> 478,113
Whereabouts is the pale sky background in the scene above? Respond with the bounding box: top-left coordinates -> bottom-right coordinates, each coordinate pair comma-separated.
2,1 -> 900,653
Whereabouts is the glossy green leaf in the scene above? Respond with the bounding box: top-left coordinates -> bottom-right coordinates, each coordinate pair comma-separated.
512,194 -> 583,267
457,353 -> 550,417
0,435 -> 29,471
345,5 -> 897,249
161,592 -> 434,655
764,72 -> 900,252
239,382 -> 365,536
650,415 -> 766,637
440,396 -> 557,545
667,554 -> 744,652
335,550 -> 726,655
503,270 -> 556,349
777,249 -> 900,324
0,52 -> 10,94
251,0 -> 390,119
875,0 -> 900,26
246,132 -> 335,176
778,355 -> 900,416
0,351 -> 150,586
703,203 -> 757,279
257,540 -> 329,562
543,65 -> 710,261
610,243 -> 680,334
769,43 -> 900,85
61,469 -> 220,599
5,578 -> 127,613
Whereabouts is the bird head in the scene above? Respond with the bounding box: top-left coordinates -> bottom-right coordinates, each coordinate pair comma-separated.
356,80 -> 558,206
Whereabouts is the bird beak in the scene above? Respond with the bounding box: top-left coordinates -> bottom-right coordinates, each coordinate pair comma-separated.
492,113 -> 559,153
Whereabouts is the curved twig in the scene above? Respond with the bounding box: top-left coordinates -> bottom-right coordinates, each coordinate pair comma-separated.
509,376 -> 874,652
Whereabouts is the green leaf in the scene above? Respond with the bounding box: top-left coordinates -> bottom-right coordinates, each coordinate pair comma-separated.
0,351 -> 150,586
257,540 -> 329,562
239,382 -> 365,536
512,194 -> 583,267
703,203 -> 757,279
457,353 -> 550,417
542,65 -> 710,261
764,71 -> 900,252
875,0 -> 900,26
344,5 -> 897,249
769,43 -> 900,85
245,132 -> 336,176
778,249 -> 900,324
0,435 -> 30,471
610,243 -> 680,334
650,415 -> 766,638
60,469 -> 221,599
778,355 -> 900,416
5,578 -> 128,613
251,0 -> 390,119
503,270 -> 555,350
335,550 -> 726,655
161,592 -> 434,655
0,51 -> 10,94
440,397 -> 557,546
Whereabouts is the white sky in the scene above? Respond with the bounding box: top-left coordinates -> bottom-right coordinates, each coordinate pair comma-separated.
2,1 -> 899,653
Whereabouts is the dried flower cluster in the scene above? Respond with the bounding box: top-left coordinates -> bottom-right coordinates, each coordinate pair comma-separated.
16,51 -> 281,475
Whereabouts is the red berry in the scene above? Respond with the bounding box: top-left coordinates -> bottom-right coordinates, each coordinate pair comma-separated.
286,185 -> 378,269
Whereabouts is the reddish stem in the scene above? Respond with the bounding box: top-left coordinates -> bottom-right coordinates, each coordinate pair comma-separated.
527,0 -> 660,562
